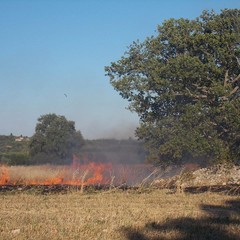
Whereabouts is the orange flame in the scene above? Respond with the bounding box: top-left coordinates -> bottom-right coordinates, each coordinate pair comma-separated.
0,160 -> 112,186
0,166 -> 10,185
0,155 -> 154,186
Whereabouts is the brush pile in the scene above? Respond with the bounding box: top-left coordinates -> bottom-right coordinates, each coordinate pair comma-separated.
152,164 -> 240,195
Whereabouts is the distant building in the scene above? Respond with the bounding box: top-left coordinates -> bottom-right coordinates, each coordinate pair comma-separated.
15,136 -> 25,142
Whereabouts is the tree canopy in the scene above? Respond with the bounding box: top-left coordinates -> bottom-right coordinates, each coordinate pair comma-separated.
29,113 -> 84,164
105,9 -> 240,166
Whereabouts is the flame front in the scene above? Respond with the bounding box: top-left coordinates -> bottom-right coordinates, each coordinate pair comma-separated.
0,156 -> 154,187
0,161 -> 112,186
0,166 -> 9,185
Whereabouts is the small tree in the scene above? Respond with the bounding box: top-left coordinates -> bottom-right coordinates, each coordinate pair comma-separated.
105,9 -> 240,166
29,113 -> 84,164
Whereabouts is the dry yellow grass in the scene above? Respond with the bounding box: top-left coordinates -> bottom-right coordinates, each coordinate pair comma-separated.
7,165 -> 65,183
0,189 -> 239,240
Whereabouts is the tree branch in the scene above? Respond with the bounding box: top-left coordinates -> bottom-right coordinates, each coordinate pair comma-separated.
186,87 -> 207,99
192,84 -> 210,94
236,56 -> 240,66
230,86 -> 239,96
224,70 -> 229,87
232,74 -> 240,84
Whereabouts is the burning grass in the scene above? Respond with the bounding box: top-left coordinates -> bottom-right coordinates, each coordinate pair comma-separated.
0,163 -> 155,187
0,190 -> 239,239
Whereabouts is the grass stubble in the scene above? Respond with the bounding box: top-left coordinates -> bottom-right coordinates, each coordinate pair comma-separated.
0,188 -> 239,240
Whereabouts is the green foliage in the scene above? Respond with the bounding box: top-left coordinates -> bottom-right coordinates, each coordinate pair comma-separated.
0,135 -> 29,154
29,113 -> 85,164
105,9 -> 240,166
0,152 -> 30,165
0,135 -> 30,165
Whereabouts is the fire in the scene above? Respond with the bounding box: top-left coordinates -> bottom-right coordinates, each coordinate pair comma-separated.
0,161 -> 113,186
0,166 -> 9,185
0,156 -> 154,187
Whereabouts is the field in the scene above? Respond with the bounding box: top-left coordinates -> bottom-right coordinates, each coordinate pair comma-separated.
0,164 -> 239,239
0,189 -> 239,240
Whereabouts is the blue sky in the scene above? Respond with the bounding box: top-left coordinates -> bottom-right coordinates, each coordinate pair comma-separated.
0,0 -> 239,139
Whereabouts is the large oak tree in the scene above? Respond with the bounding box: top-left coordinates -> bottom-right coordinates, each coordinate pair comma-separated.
105,9 -> 240,166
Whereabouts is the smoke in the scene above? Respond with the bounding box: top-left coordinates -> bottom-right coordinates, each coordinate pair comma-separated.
100,123 -> 138,140
79,139 -> 146,164
81,121 -> 139,140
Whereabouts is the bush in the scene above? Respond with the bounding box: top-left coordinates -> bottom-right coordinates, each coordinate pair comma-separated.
0,152 -> 30,165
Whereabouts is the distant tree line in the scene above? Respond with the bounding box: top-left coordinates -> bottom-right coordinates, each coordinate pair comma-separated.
0,135 -> 30,165
0,114 -> 146,165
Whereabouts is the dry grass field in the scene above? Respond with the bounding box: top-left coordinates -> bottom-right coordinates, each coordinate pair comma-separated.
0,189 -> 239,240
